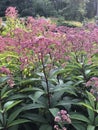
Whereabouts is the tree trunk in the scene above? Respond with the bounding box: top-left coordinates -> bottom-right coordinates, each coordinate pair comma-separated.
96,0 -> 98,16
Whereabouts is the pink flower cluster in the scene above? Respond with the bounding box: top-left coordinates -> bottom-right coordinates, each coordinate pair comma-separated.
0,66 -> 11,75
2,7 -> 98,70
5,6 -> 18,18
54,110 -> 71,130
7,78 -> 15,88
86,77 -> 98,100
54,125 -> 67,130
55,110 -> 71,123
86,77 -> 98,87
0,66 -> 15,88
1,7 -> 98,83
0,36 -> 6,52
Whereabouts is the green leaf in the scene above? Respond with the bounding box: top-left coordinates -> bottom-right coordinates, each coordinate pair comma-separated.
20,87 -> 42,93
85,100 -> 94,124
70,112 -> 90,123
1,90 -> 12,99
95,115 -> 98,126
49,108 -> 59,117
53,86 -> 76,96
22,113 -> 47,123
85,69 -> 91,75
79,102 -> 94,111
4,100 -> 22,111
36,72 -> 44,77
57,99 -> 79,107
0,77 -> 9,84
39,124 -> 52,130
8,119 -> 30,127
49,68 -> 65,78
87,125 -> 95,130
0,113 -> 3,124
0,52 -> 18,59
8,94 -> 27,100
8,125 -> 18,130
4,101 -> 14,108
86,91 -> 95,108
1,85 -> 9,97
72,122 -> 87,130
8,108 -> 23,125
0,127 -> 4,130
16,78 -> 41,86
96,102 -> 98,110
29,91 -> 45,101
22,103 -> 45,110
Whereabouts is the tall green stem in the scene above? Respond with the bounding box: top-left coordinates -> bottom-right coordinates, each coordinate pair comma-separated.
41,55 -> 51,108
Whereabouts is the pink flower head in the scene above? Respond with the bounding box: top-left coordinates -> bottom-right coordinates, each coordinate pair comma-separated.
90,89 -> 95,94
0,66 -> 11,75
61,115 -> 68,121
62,127 -> 67,130
7,78 -> 15,88
27,16 -> 35,24
54,116 -> 61,122
54,109 -> 71,126
86,77 -> 98,88
66,117 -> 71,124
5,6 -> 18,18
54,125 -> 59,130
60,110 -> 67,115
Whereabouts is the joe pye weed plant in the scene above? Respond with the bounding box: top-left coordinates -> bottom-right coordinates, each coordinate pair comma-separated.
1,6 -> 98,130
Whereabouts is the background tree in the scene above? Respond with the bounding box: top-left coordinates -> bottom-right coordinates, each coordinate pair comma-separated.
96,0 -> 98,16
86,0 -> 96,18
0,0 -> 96,21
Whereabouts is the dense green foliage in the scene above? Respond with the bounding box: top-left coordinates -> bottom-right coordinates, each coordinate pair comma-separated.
0,0 -> 97,21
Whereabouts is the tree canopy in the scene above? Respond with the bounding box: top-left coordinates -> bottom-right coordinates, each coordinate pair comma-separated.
0,0 -> 97,21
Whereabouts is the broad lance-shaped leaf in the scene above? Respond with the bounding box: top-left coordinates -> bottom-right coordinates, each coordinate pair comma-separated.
0,113 -> 3,124
7,108 -> 23,125
85,69 -> 91,75
36,72 -> 45,77
0,77 -> 9,84
8,104 -> 45,125
49,108 -> 59,117
8,119 -> 30,127
21,113 -> 47,123
86,91 -> 96,108
70,112 -> 90,123
95,115 -> 98,126
85,100 -> 94,124
20,87 -> 43,92
1,85 -> 9,97
4,100 -> 22,111
72,121 -> 87,130
78,101 -> 94,111
48,67 -> 65,78
57,99 -> 79,107
7,125 -> 18,130
53,86 -> 76,96
96,102 -> 98,110
7,94 -> 27,100
0,127 -> 4,130
39,124 -> 52,130
1,90 -> 12,99
29,91 -> 45,102
21,103 -> 45,110
87,125 -> 95,130
48,78 -> 58,84
8,103 -> 46,125
16,78 -> 41,86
